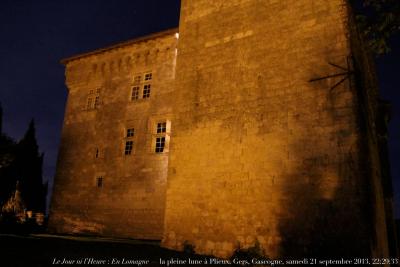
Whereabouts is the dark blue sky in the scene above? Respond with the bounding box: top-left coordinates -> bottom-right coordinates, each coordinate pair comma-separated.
0,0 -> 399,217
0,0 -> 180,206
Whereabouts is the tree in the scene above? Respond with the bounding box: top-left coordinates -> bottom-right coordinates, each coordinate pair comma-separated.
16,119 -> 47,213
351,0 -> 400,55
0,104 -> 18,209
0,115 -> 47,217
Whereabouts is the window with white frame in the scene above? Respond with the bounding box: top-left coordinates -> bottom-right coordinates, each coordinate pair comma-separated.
124,127 -> 135,156
126,128 -> 135,137
144,72 -> 152,81
131,86 -> 140,101
155,137 -> 166,153
157,122 -> 166,133
143,84 -> 151,98
124,141 -> 133,155
153,120 -> 170,154
130,72 -> 152,101
86,88 -> 101,110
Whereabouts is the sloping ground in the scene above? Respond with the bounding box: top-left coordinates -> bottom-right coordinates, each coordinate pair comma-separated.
0,234 -> 213,267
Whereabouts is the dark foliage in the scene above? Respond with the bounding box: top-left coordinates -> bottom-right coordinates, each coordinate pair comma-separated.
0,107 -> 47,223
350,0 -> 400,55
16,119 -> 47,212
230,241 -> 267,266
182,240 -> 195,254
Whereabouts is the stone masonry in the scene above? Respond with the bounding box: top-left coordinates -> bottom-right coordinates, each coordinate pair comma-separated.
49,0 -> 395,260
49,29 -> 178,240
162,0 -> 393,259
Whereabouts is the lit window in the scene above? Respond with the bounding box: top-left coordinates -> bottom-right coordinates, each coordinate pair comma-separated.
144,72 -> 152,81
153,120 -> 170,154
143,84 -> 151,98
124,127 -> 135,155
125,141 -> 133,155
126,128 -> 134,137
155,137 -> 165,153
131,86 -> 140,101
157,122 -> 166,133
97,177 -> 103,188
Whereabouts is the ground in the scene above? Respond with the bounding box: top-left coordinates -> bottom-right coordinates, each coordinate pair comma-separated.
0,234 -> 214,267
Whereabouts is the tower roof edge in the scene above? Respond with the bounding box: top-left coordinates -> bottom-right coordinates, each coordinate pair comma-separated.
60,27 -> 179,65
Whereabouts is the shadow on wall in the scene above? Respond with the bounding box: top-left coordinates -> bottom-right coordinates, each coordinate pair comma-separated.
276,62 -> 372,258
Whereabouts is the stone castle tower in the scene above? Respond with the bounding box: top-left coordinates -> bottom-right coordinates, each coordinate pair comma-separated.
49,0 -> 396,259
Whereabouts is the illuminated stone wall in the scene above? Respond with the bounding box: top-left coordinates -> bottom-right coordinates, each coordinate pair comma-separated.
48,0 -> 394,259
48,30 -> 178,239
162,0 -> 390,258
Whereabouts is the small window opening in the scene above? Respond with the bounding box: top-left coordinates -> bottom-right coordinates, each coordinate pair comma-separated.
126,128 -> 135,137
125,140 -> 133,155
97,177 -> 103,188
144,72 -> 152,81
155,137 -> 165,153
157,122 -> 167,133
143,84 -> 151,98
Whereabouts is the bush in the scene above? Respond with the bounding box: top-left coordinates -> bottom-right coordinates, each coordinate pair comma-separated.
230,241 -> 269,266
183,240 -> 195,254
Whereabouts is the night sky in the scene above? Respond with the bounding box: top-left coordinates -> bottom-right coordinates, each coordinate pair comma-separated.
0,1 -> 399,217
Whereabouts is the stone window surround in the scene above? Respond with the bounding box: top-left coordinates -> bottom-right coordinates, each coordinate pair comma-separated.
155,136 -> 166,153
126,128 -> 135,137
131,86 -> 140,100
151,119 -> 171,154
143,84 -> 151,98
124,140 -> 133,155
123,125 -> 137,156
86,88 -> 102,110
130,71 -> 153,102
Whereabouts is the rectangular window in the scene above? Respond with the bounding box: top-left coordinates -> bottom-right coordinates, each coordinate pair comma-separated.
94,96 -> 100,108
157,122 -> 167,133
86,97 -> 93,109
134,75 -> 141,84
125,140 -> 133,155
86,88 -> 101,110
126,128 -> 134,137
144,72 -> 152,81
155,137 -> 165,153
131,72 -> 152,101
153,120 -> 170,154
97,177 -> 103,188
143,84 -> 151,98
131,86 -> 140,101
